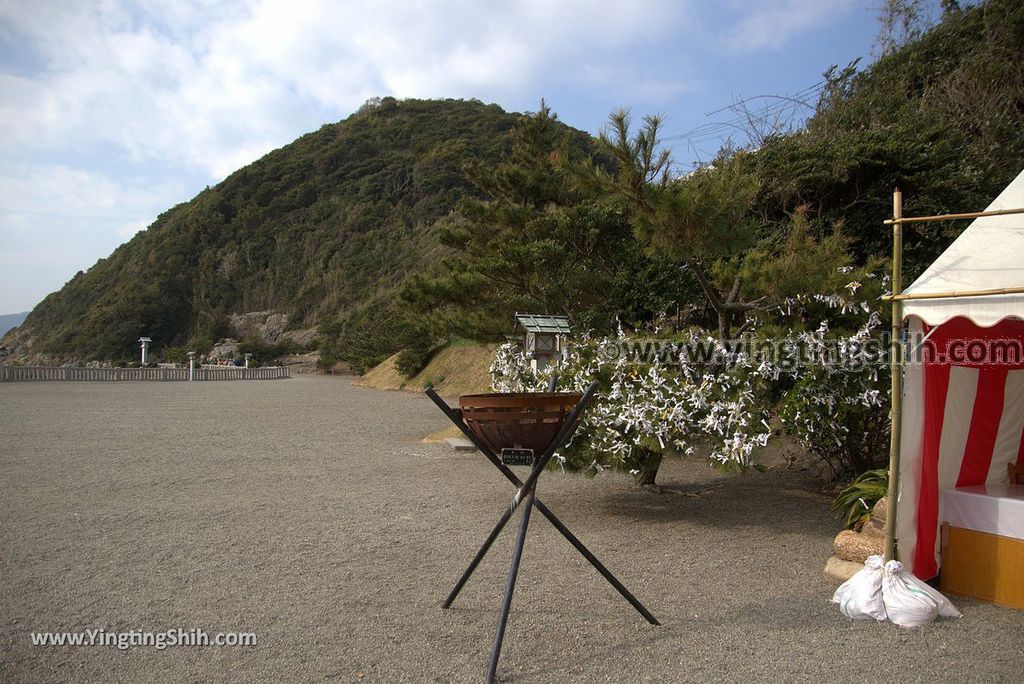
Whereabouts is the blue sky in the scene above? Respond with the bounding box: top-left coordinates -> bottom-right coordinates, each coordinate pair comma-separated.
0,1 -> 930,314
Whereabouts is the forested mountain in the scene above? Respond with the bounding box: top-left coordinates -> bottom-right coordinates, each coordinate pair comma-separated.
405,0 -> 1023,352
4,98 -> 596,364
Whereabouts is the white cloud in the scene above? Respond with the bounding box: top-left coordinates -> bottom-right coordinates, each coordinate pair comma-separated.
0,160 -> 188,311
0,161 -> 181,223
724,0 -> 856,53
0,0 -> 693,180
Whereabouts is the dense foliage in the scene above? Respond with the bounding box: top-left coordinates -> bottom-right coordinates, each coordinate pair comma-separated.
481,0 -> 1023,485
490,333 -> 775,486
481,2 -> 973,485
491,269 -> 891,485
749,0 -> 1023,281
771,271 -> 892,478
403,103 -> 693,340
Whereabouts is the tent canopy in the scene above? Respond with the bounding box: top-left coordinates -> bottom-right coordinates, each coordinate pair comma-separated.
902,169 -> 1024,326
895,167 -> 1024,579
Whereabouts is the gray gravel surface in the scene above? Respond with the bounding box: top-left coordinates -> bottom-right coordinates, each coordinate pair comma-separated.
1,377 -> 1021,682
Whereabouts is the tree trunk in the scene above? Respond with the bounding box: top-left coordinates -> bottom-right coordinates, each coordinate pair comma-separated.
634,450 -> 664,489
718,310 -> 731,341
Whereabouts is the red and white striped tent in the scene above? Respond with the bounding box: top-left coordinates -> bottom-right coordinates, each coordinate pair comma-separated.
895,169 -> 1024,579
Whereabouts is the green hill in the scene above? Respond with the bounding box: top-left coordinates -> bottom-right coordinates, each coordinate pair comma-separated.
3,98 -> 594,365
399,0 -> 1024,356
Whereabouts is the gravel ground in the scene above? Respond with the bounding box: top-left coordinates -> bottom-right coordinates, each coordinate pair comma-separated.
1,376 -> 1021,683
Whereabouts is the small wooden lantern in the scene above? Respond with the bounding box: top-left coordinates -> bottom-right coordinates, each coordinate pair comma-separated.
515,314 -> 570,372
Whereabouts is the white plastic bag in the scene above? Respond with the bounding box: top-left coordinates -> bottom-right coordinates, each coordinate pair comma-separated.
905,573 -> 958,618
889,560 -> 962,619
881,560 -> 940,628
832,555 -> 887,621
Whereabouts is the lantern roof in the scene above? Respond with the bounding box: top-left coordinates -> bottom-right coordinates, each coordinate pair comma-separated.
515,314 -> 570,334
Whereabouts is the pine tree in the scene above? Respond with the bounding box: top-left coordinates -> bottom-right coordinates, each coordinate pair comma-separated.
404,103 -> 685,339
591,110 -> 867,339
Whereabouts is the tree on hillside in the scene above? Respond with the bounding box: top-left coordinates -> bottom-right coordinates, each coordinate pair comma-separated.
404,103 -> 691,343
586,111 -> 862,339
874,0 -> 936,56
756,0 -> 1024,280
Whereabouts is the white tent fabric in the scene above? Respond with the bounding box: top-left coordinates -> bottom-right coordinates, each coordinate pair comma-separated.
902,168 -> 1024,326
896,318 -> 927,575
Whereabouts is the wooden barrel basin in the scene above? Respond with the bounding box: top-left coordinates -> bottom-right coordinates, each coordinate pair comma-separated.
459,392 -> 583,455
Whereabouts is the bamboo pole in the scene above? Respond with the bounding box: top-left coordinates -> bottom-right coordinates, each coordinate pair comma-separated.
884,189 -> 904,563
883,285 -> 1024,301
883,206 -> 1024,225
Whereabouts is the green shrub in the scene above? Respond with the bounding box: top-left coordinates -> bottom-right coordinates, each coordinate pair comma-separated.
317,349 -> 339,370
395,343 -> 433,377
832,468 -> 889,529
420,373 -> 446,390
162,346 -> 186,364
237,336 -> 299,363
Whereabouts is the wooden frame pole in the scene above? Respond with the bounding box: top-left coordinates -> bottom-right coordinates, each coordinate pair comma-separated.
883,285 -> 1024,301
884,189 -> 904,562
883,206 -> 1024,225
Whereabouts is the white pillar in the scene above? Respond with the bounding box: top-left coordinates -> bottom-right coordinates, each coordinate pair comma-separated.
244,353 -> 252,369
139,337 -> 152,365
187,351 -> 196,381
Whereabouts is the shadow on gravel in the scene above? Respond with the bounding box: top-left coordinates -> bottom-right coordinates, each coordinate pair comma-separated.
591,469 -> 833,535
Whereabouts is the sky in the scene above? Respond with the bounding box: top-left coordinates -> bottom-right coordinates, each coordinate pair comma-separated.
0,0 -> 905,314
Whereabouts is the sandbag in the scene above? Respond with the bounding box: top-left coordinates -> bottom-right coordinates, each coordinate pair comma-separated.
881,560 -> 939,628
832,555 -> 887,621
889,561 -> 962,619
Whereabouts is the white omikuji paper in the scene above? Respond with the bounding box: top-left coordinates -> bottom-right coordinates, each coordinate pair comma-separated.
832,555 -> 962,627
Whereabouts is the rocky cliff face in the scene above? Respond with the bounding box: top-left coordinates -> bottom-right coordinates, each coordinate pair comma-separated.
228,311 -> 288,342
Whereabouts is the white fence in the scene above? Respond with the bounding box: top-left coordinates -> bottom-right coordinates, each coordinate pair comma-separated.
0,365 -> 290,382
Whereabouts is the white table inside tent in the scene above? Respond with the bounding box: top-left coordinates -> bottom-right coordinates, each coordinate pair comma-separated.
939,483 -> 1024,609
